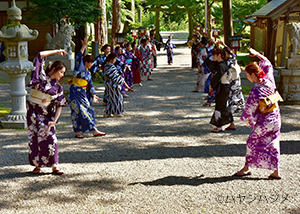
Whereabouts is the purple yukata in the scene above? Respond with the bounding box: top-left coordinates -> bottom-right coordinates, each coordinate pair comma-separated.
26,53 -> 67,168
123,49 -> 135,89
240,57 -> 281,171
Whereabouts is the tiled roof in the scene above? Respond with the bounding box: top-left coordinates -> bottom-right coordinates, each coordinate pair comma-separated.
251,0 -> 300,20
252,0 -> 287,17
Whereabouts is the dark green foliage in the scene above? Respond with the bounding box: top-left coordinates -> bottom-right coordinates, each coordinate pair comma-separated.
24,0 -> 102,29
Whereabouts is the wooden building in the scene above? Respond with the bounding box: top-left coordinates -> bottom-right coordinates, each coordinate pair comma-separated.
0,0 -> 54,60
249,0 -> 300,67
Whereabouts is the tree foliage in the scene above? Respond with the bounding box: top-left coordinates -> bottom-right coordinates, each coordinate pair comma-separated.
25,0 -> 102,29
145,0 -> 268,35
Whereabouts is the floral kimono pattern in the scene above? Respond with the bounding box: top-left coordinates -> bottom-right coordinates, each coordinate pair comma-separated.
226,53 -> 245,114
27,53 -> 67,167
240,57 -> 281,171
69,52 -> 97,133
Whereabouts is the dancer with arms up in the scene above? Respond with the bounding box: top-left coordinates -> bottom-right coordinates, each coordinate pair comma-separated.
27,49 -> 68,175
69,38 -> 105,138
235,48 -> 282,179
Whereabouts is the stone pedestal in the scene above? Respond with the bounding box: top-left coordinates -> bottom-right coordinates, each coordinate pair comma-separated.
278,67 -> 300,103
0,0 -> 38,128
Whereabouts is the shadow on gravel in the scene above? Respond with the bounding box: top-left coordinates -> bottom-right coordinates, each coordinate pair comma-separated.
0,171 -> 123,209
129,175 -> 269,186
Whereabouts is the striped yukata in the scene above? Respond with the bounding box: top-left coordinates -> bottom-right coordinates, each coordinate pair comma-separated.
104,63 -> 124,116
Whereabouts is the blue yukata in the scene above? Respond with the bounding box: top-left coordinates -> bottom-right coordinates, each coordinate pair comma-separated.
91,53 -> 108,103
164,40 -> 176,64
104,63 -> 124,116
69,52 -> 97,133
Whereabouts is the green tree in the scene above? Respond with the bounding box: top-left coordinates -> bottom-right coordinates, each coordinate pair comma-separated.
145,0 -> 267,38
25,0 -> 102,54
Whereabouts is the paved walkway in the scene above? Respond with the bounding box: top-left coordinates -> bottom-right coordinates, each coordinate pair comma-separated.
0,47 -> 300,214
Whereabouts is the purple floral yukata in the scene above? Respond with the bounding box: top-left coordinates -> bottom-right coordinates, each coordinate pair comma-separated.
123,49 -> 135,89
240,57 -> 281,171
26,53 -> 67,168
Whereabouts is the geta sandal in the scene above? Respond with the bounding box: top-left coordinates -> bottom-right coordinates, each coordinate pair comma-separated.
93,131 -> 106,137
32,167 -> 41,174
75,134 -> 84,138
268,174 -> 281,180
234,170 -> 252,177
52,168 -> 64,175
211,127 -> 222,133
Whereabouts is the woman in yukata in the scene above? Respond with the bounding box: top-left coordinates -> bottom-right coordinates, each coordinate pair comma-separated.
131,42 -> 143,86
123,43 -> 136,91
209,47 -> 233,133
90,44 -> 111,105
69,38 -> 106,138
234,48 -> 281,180
115,46 -> 132,97
192,36 -> 208,92
103,52 -> 125,117
27,49 -> 68,175
164,35 -> 176,65
138,38 -> 153,81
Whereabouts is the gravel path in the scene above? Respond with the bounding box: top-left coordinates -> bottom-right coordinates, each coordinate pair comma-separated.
0,47 -> 300,214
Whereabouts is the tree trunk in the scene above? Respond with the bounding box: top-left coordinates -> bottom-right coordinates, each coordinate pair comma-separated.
222,0 -> 233,46
188,9 -> 194,40
131,0 -> 135,23
207,4 -> 212,39
112,0 -> 121,47
75,25 -> 86,56
99,0 -> 108,48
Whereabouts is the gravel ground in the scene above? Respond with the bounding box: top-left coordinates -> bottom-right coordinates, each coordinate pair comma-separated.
0,47 -> 300,214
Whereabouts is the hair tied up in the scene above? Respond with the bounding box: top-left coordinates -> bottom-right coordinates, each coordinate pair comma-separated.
258,70 -> 266,79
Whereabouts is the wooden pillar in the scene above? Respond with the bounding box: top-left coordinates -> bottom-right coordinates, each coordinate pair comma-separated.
188,9 -> 193,40
222,0 -> 233,46
266,18 -> 273,61
270,19 -> 278,65
155,6 -> 160,41
281,11 -> 290,67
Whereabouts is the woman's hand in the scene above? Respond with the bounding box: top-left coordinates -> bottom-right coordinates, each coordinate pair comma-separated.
249,48 -> 263,59
93,95 -> 101,103
246,119 -> 249,127
56,49 -> 68,56
209,85 -> 213,91
46,121 -> 56,132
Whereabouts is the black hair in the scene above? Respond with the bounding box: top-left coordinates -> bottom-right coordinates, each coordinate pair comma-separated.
101,44 -> 111,52
106,52 -> 118,62
83,54 -> 94,64
140,38 -> 147,44
45,61 -> 66,75
115,46 -> 121,51
200,36 -> 208,46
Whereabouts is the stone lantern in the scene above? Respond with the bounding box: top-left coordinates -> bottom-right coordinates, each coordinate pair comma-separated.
0,0 -> 38,129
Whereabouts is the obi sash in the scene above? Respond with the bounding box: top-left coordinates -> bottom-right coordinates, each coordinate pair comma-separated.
67,77 -> 88,89
125,59 -> 132,65
259,91 -> 283,114
28,89 -> 52,107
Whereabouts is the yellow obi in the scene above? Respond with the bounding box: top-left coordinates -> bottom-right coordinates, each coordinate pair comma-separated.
28,89 -> 52,107
259,91 -> 283,114
67,78 -> 88,89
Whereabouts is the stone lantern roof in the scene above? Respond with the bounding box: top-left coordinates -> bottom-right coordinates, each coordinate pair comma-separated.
0,0 -> 38,42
